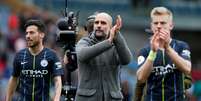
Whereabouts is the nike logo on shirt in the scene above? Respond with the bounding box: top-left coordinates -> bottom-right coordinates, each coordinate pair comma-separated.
21,61 -> 28,65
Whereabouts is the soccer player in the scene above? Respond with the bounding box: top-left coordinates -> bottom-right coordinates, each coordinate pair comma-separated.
136,7 -> 192,101
6,20 -> 64,101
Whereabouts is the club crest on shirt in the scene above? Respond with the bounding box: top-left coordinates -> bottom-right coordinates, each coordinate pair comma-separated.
41,59 -> 48,67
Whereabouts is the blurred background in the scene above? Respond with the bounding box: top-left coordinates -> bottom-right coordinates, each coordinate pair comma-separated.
0,0 -> 201,101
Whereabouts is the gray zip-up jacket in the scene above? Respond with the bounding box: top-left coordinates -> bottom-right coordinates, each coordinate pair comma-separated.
75,32 -> 132,101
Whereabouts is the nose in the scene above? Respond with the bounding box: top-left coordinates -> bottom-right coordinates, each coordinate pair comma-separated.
94,22 -> 101,29
156,23 -> 163,32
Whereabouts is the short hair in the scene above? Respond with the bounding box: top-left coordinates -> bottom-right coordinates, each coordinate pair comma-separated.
24,19 -> 46,33
150,7 -> 173,21
95,12 -> 113,27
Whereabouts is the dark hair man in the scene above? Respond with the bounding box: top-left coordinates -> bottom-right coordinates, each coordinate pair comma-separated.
6,19 -> 64,101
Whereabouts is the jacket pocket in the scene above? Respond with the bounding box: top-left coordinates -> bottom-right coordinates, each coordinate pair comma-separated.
110,91 -> 123,99
77,89 -> 96,96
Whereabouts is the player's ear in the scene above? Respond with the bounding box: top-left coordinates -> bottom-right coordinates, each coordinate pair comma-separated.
40,32 -> 45,38
170,22 -> 174,30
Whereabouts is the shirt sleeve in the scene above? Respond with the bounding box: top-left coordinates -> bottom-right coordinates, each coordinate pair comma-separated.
137,48 -> 149,68
113,32 -> 132,65
76,37 -> 113,62
12,53 -> 21,77
51,52 -> 64,77
179,42 -> 191,61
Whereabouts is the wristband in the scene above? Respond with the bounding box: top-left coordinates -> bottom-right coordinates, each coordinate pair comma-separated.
147,50 -> 157,61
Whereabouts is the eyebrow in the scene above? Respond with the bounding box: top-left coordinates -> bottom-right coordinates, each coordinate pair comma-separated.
94,21 -> 107,24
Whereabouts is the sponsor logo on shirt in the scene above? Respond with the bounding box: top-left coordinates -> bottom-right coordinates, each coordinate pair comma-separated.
138,56 -> 145,65
21,69 -> 48,77
152,64 -> 176,75
181,49 -> 191,58
55,62 -> 62,70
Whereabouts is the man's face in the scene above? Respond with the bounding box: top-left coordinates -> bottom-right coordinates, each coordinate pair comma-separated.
151,15 -> 173,35
94,14 -> 111,39
25,25 -> 44,48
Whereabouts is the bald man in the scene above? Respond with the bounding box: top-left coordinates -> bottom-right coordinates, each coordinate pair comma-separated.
75,12 -> 132,101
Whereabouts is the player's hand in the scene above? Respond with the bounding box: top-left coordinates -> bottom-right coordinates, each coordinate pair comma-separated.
158,29 -> 171,49
114,15 -> 122,32
108,15 -> 122,42
150,32 -> 160,52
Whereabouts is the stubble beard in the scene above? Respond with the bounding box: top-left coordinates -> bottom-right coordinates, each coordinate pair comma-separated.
95,30 -> 107,40
27,41 -> 39,48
